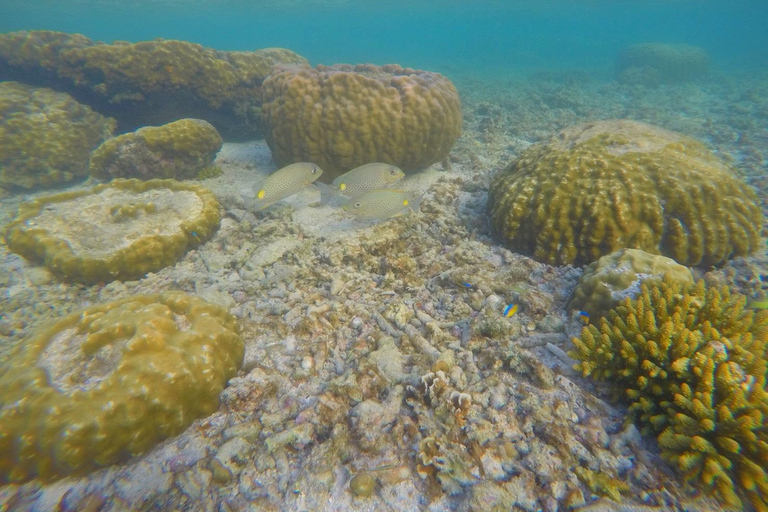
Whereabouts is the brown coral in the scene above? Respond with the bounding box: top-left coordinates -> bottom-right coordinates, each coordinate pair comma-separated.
489,120 -> 762,267
260,63 -> 462,182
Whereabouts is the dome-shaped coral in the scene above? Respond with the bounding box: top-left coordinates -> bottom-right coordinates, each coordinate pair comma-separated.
89,118 -> 223,181
569,277 -> 768,510
569,248 -> 694,320
0,292 -> 243,483
4,178 -> 220,284
260,63 -> 462,182
0,81 -> 115,190
489,120 -> 762,267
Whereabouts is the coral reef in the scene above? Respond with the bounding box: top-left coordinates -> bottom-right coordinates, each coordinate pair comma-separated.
4,178 -> 220,284
260,63 -> 462,182
89,119 -> 223,181
616,43 -> 710,84
570,276 -> 768,511
489,120 -> 762,267
569,248 -> 694,320
0,30 -> 308,139
0,81 -> 115,190
0,291 -> 243,483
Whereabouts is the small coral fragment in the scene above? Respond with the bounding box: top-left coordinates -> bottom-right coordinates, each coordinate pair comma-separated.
570,276 -> 768,510
0,292 -> 244,483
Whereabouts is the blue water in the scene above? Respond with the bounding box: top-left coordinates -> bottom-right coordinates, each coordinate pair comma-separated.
2,0 -> 767,74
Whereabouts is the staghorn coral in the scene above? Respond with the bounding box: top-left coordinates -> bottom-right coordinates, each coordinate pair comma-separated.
569,276 -> 768,510
569,248 -> 694,321
0,291 -> 243,484
0,81 -> 115,190
0,30 -> 308,139
489,120 -> 762,267
89,118 -> 223,181
260,63 -> 462,182
4,178 -> 220,284
616,43 -> 710,84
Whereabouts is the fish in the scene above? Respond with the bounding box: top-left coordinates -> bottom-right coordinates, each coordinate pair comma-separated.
342,189 -> 422,220
503,304 -> 518,317
578,311 -> 590,325
318,163 -> 405,204
243,162 -> 323,211
747,299 -> 768,310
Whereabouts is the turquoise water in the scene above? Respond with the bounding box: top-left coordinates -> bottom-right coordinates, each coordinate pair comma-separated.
2,0 -> 767,73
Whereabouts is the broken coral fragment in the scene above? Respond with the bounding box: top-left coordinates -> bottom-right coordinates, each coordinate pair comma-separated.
0,291 -> 244,483
4,178 -> 220,283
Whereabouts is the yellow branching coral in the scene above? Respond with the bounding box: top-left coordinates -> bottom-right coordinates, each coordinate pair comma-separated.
569,276 -> 768,510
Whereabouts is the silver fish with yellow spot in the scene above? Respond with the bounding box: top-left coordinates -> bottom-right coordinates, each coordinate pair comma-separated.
244,162 -> 323,211
342,189 -> 422,220
318,163 -> 404,204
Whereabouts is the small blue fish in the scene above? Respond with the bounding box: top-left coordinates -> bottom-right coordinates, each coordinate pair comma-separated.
504,304 -> 518,317
578,311 -> 590,325
463,282 -> 473,288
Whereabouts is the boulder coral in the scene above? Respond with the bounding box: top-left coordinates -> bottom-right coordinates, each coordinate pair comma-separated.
0,292 -> 244,483
569,276 -> 768,511
0,81 -> 115,190
569,248 -> 694,320
616,43 -> 710,85
0,30 -> 308,139
489,120 -> 762,267
89,118 -> 223,181
4,178 -> 220,284
260,63 -> 462,182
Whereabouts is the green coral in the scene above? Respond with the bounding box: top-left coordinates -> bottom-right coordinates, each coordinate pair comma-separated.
0,30 -> 308,139
569,248 -> 694,320
0,291 -> 243,483
89,118 -> 223,181
569,277 -> 768,510
489,120 -> 762,267
0,81 -> 115,190
260,63 -> 462,182
4,178 -> 220,284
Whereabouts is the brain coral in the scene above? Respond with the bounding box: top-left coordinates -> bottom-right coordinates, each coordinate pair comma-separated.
0,30 -> 308,139
4,178 -> 220,284
569,277 -> 768,511
0,291 -> 243,483
616,43 -> 710,84
260,63 -> 462,182
569,248 -> 694,320
488,120 -> 762,267
0,81 -> 115,190
89,118 -> 223,181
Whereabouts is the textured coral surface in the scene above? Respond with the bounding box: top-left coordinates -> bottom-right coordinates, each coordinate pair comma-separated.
0,291 -> 243,483
4,179 -> 220,283
0,30 -> 308,139
569,248 -> 694,320
261,63 -> 462,182
89,118 -> 223,181
0,81 -> 115,190
489,120 -> 762,267
570,277 -> 768,510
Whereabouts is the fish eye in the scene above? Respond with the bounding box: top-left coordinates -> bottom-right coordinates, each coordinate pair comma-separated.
311,167 -> 318,174
354,202 -> 362,208
389,169 -> 397,175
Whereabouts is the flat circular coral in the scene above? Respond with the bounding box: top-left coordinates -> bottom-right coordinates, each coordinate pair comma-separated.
4,178 -> 220,283
89,118 -> 223,181
489,120 -> 762,267
0,291 -> 244,483
0,81 -> 115,190
260,63 -> 462,182
569,277 -> 768,510
569,248 -> 694,320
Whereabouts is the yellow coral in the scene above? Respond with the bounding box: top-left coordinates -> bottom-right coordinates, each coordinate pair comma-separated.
570,276 -> 768,510
4,178 -> 220,284
260,63 -> 462,182
0,292 -> 243,483
489,120 -> 762,267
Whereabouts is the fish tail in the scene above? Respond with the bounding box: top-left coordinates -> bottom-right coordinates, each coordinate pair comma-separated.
409,193 -> 424,213
315,182 -> 339,205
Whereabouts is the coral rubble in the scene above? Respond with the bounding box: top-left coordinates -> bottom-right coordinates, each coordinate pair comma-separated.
260,63 -> 462,182
0,291 -> 243,483
489,120 -> 762,267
